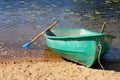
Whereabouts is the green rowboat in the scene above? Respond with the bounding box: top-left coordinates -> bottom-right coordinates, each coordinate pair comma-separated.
44,28 -> 115,67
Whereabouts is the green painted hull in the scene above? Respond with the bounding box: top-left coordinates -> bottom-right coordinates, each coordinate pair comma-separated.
44,28 -> 115,67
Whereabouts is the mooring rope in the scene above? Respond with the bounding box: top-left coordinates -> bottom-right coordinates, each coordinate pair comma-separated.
98,42 -> 105,70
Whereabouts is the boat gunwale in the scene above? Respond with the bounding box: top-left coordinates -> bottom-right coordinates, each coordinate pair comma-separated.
44,28 -> 115,39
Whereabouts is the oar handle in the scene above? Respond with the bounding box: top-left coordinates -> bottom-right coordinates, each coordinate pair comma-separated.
31,20 -> 59,43
100,22 -> 106,33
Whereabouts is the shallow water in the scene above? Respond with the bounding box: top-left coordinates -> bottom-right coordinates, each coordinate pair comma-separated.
0,0 -> 120,70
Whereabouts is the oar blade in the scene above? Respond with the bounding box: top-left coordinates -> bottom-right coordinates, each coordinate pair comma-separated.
22,42 -> 32,48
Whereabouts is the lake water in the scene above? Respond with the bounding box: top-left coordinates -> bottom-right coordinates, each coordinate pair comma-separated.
0,0 -> 120,61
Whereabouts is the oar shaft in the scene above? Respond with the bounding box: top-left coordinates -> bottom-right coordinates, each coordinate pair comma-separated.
31,20 -> 59,43
100,22 -> 106,33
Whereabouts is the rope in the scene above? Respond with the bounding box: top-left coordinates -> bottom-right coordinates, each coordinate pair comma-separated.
98,42 -> 105,70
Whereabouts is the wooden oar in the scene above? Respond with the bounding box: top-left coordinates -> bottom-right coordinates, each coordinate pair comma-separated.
100,22 -> 106,33
22,20 -> 59,48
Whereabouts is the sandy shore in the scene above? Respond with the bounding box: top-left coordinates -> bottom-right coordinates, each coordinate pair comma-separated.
0,60 -> 120,80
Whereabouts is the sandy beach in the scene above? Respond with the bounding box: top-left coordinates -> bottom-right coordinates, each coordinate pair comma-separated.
0,59 -> 120,80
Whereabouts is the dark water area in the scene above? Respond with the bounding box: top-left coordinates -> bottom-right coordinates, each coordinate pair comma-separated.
0,0 -> 120,71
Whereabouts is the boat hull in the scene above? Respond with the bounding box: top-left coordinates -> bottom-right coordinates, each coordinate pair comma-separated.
44,28 -> 114,67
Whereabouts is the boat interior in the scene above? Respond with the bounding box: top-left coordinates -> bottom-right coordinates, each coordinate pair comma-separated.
46,28 -> 99,36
